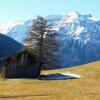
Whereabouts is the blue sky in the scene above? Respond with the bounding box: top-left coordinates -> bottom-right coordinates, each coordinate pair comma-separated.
0,0 -> 99,23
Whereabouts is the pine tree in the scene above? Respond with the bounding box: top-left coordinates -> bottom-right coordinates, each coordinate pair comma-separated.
26,16 -> 60,69
42,33 -> 60,69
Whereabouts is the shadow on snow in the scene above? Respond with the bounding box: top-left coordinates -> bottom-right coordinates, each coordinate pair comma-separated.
39,73 -> 80,80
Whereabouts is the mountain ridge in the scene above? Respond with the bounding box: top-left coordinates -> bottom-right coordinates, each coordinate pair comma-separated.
0,12 -> 100,68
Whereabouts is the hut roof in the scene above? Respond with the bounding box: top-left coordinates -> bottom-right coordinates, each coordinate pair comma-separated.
4,48 -> 37,60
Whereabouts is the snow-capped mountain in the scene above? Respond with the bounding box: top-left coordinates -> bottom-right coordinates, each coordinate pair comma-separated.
0,20 -> 31,43
56,12 -> 100,67
0,12 -> 100,68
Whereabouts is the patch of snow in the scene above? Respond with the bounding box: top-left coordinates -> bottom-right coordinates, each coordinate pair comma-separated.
39,73 -> 80,80
84,37 -> 91,44
0,20 -> 31,43
62,73 -> 81,78
0,21 -> 24,34
88,17 -> 98,21
75,26 -> 84,35
61,12 -> 79,23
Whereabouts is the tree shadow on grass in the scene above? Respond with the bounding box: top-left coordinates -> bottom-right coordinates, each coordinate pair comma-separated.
39,73 -> 80,80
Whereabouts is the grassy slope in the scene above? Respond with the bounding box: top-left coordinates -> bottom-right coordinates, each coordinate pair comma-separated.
0,61 -> 100,100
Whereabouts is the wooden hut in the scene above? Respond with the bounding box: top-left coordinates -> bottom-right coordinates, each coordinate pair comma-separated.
0,34 -> 40,78
0,49 -> 40,78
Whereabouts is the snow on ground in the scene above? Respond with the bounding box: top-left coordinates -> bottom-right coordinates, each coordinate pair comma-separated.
62,73 -> 80,78
39,73 -> 80,80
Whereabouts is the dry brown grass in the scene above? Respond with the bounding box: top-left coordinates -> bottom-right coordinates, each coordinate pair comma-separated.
0,61 -> 100,100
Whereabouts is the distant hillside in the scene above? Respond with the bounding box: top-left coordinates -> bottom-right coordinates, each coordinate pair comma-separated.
0,33 -> 23,65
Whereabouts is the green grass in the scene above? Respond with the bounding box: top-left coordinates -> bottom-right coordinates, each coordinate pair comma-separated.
0,61 -> 100,100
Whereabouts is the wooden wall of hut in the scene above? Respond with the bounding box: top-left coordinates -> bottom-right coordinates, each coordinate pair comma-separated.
4,51 -> 40,78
